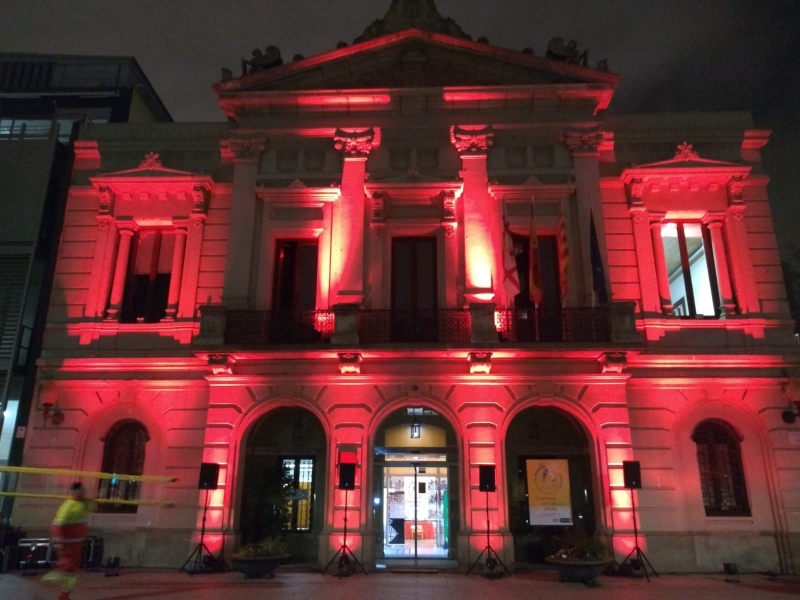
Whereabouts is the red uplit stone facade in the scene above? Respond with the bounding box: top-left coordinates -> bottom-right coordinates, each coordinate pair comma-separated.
11,19 -> 799,574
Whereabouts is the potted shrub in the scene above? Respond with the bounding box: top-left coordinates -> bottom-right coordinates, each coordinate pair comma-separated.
545,534 -> 611,587
232,463 -> 293,579
231,537 -> 290,579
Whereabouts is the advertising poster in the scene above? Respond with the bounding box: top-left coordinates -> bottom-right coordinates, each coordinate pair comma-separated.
526,459 -> 572,526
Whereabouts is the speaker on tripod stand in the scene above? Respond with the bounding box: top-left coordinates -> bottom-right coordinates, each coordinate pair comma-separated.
617,461 -> 658,582
466,465 -> 510,579
180,463 -> 226,575
322,461 -> 367,577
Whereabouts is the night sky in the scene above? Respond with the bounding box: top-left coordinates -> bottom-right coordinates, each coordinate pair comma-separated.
4,0 -> 799,256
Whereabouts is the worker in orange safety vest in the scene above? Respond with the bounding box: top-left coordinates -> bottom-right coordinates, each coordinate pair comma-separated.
43,482 -> 93,600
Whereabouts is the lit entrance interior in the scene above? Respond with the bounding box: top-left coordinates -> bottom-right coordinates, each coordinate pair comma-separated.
383,457 -> 449,557
373,406 -> 459,562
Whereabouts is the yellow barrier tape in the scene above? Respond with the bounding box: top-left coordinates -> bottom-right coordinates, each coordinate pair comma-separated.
0,465 -> 176,483
0,491 -> 173,507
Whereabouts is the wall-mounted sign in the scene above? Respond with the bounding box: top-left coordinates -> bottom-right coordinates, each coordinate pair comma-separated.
15,426 -> 26,439
526,458 -> 572,526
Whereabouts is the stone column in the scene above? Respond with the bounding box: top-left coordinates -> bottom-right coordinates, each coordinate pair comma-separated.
648,212 -> 673,316
702,212 -> 737,316
332,128 -> 374,305
222,138 -> 265,309
179,186 -> 208,319
164,222 -> 188,320
565,125 -> 606,306
105,224 -> 137,320
450,125 -> 497,303
725,178 -> 760,314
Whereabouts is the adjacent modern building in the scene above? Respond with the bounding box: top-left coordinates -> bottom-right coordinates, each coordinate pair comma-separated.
10,1 -> 800,574
0,53 -> 171,515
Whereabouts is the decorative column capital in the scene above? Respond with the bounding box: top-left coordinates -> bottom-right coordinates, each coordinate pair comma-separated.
117,221 -> 138,235
628,178 -> 646,205
648,211 -> 666,228
450,125 -> 494,156
225,137 -> 266,162
98,186 -> 115,217
442,190 -> 457,237
173,220 -> 190,234
727,176 -> 745,203
333,127 -> 376,158
564,124 -> 603,154
701,211 -> 726,228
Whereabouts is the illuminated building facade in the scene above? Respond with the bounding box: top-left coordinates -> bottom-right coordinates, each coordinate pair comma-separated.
11,1 -> 800,574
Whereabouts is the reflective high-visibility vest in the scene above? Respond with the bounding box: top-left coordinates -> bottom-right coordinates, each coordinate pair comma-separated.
51,498 -> 90,544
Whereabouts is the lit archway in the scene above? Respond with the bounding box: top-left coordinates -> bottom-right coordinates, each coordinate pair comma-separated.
504,406 -> 596,565
371,405 -> 460,562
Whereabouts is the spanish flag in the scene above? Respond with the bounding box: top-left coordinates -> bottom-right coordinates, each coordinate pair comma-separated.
558,210 -> 570,301
502,198 -> 521,306
529,197 -> 544,305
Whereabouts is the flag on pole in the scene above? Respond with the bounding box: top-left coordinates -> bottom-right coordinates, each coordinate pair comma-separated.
558,210 -> 570,302
529,197 -> 544,305
502,198 -> 520,306
590,211 -> 609,305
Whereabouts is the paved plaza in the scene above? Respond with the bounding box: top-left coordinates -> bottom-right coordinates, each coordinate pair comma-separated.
2,569 -> 800,600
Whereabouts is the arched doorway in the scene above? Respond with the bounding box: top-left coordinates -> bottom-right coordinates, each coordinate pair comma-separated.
505,406 -> 596,565
372,406 -> 460,561
240,407 -> 327,563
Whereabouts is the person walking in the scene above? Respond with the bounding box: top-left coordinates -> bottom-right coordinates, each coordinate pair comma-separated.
43,482 -> 92,600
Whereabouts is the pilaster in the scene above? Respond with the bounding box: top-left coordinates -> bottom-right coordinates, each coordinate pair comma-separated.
450,125 -> 498,304
725,178 -> 760,314
332,128 -> 374,305
702,212 -> 736,316
180,186 -> 208,319
565,125 -> 606,306
222,137 -> 265,309
628,180 -> 661,315
86,187 -> 118,319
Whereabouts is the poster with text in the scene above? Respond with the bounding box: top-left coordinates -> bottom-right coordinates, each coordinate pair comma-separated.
526,459 -> 572,526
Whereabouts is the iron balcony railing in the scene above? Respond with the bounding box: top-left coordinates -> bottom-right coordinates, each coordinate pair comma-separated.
218,307 -> 616,346
357,310 -> 471,344
495,307 -> 611,343
225,310 -> 334,345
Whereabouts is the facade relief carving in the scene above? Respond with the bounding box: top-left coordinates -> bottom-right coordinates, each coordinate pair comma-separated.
226,138 -> 267,161
371,192 -> 386,230
468,352 -> 493,374
450,125 -> 495,155
564,125 -> 603,154
333,128 -> 376,158
674,141 -> 700,161
208,354 -> 234,376
442,190 -> 457,237
338,352 -> 363,374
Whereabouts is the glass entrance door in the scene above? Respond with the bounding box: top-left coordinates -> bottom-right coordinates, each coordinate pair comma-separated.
383,462 -> 449,558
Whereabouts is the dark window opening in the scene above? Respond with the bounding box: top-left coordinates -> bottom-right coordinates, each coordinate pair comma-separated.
272,240 -> 318,311
97,419 -> 149,513
121,230 -> 173,323
692,419 -> 750,517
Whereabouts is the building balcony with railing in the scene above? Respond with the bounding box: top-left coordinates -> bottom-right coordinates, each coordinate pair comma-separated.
197,302 -> 639,348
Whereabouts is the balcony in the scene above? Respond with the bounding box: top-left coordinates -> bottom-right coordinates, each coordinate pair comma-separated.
200,302 -> 639,348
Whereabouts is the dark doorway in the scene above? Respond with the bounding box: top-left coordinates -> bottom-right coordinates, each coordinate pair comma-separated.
391,237 -> 437,342
504,406 -> 596,565
272,240 -> 318,311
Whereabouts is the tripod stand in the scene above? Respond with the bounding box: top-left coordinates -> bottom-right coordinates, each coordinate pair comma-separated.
181,488 -> 225,575
322,487 -> 367,577
466,491 -> 510,578
618,488 -> 657,582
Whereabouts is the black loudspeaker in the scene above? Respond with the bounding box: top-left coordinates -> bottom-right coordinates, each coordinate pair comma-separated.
623,460 -> 642,489
478,465 -> 496,492
338,463 -> 356,490
198,462 -> 220,490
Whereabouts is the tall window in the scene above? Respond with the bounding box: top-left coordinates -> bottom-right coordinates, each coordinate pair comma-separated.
121,230 -> 174,323
391,237 -> 437,311
282,457 -> 314,531
661,223 -> 719,317
511,234 -> 561,308
272,240 -> 318,311
692,419 -> 750,517
97,419 -> 149,514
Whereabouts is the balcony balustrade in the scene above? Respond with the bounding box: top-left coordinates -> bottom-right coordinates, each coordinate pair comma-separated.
201,302 -> 639,347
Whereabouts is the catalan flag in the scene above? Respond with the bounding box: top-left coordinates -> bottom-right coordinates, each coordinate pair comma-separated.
529,197 -> 544,305
502,199 -> 520,306
558,210 -> 570,301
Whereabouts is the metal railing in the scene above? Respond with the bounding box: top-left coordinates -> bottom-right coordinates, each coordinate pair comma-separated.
495,307 -> 611,343
357,309 -> 471,344
225,310 -> 334,345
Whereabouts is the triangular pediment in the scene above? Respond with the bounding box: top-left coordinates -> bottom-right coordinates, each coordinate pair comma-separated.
216,29 -> 617,94
90,153 -> 214,193
621,143 -> 751,185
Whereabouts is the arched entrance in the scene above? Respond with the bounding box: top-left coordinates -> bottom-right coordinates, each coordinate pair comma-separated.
240,407 -> 327,563
372,406 -> 460,561
504,406 -> 597,565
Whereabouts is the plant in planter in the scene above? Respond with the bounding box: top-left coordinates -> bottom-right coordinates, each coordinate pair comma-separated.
232,463 -> 293,579
231,537 -> 290,579
545,533 -> 611,587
